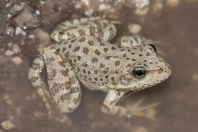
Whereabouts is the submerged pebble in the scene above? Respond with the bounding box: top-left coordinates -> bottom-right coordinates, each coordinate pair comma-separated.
1,120 -> 16,130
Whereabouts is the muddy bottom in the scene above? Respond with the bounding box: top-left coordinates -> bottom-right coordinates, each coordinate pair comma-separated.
0,1 -> 198,132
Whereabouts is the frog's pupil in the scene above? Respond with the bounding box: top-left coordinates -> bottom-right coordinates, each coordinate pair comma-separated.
132,67 -> 146,79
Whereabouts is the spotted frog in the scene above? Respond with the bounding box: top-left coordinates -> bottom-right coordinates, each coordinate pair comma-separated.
28,17 -> 171,119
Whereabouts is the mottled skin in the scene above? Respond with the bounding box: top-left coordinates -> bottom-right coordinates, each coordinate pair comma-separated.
28,17 -> 171,119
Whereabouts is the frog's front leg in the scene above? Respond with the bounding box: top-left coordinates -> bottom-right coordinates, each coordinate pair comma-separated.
101,90 -> 159,120
101,90 -> 132,118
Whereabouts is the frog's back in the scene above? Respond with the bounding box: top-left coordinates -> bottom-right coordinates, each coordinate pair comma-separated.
54,36 -> 143,90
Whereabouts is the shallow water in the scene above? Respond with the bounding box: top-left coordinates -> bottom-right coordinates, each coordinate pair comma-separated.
0,1 -> 198,132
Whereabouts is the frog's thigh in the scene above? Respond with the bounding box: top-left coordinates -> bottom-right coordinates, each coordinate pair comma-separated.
43,50 -> 81,113
51,17 -> 102,42
101,90 -> 131,118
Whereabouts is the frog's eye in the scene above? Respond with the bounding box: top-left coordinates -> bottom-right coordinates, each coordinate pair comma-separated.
148,44 -> 157,53
132,66 -> 147,79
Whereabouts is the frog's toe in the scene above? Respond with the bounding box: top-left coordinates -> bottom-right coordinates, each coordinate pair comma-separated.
126,98 -> 159,120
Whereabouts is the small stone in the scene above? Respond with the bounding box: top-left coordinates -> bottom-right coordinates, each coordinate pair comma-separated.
132,0 -> 150,16
99,4 -> 106,11
6,26 -> 15,35
40,0 -> 45,5
15,6 -> 41,28
128,24 -> 142,34
134,126 -> 148,132
15,27 -> 26,36
85,9 -> 94,16
166,0 -> 180,7
13,3 -> 25,12
1,120 -> 16,130
35,28 -> 51,46
152,2 -> 163,15
192,74 -> 198,82
12,44 -> 21,54
35,10 -> 41,15
75,3 -> 82,9
29,34 -> 35,39
5,50 -> 14,56
12,56 -> 23,65
81,0 -> 90,6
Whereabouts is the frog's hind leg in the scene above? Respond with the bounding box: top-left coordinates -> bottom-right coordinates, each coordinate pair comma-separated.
28,55 -> 54,117
51,17 -> 117,43
43,48 -> 81,114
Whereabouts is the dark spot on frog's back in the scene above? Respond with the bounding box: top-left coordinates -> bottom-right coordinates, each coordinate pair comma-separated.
92,57 -> 98,63
103,67 -> 109,73
79,37 -> 86,42
103,48 -> 108,52
100,42 -> 105,46
95,49 -> 101,55
88,40 -> 94,46
89,26 -> 95,35
78,29 -> 86,35
115,60 -> 120,66
105,56 -> 111,60
111,46 -> 116,50
83,47 -> 89,54
99,63 -> 105,68
146,52 -> 150,56
73,46 -> 80,52
138,54 -> 143,57
62,47 -> 66,52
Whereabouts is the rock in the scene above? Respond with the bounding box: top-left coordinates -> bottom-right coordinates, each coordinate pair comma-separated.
15,27 -> 26,36
128,24 -> 142,34
5,50 -> 14,56
166,0 -> 180,7
1,120 -> 16,130
12,44 -> 21,54
14,6 -> 41,28
12,56 -> 23,65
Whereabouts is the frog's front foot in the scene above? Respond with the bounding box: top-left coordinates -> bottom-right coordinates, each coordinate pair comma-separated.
126,98 -> 159,120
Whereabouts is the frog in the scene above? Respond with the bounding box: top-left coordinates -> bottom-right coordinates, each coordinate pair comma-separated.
28,17 -> 171,120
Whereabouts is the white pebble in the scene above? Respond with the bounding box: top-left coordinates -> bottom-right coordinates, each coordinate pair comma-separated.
35,10 -> 41,15
81,0 -> 90,6
13,3 -> 25,12
40,0 -> 45,5
15,27 -> 26,36
1,120 -> 16,130
166,0 -> 180,7
6,27 -> 14,35
12,44 -> 21,54
12,56 -> 23,65
99,4 -> 106,11
133,0 -> 150,9
128,24 -> 142,34
5,50 -> 14,56
29,34 -> 35,39
85,9 -> 94,16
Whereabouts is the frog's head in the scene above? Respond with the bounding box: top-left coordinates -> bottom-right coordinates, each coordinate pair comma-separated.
109,44 -> 171,91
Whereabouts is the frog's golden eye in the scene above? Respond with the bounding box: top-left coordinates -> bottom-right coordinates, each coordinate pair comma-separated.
148,44 -> 157,53
132,66 -> 147,79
